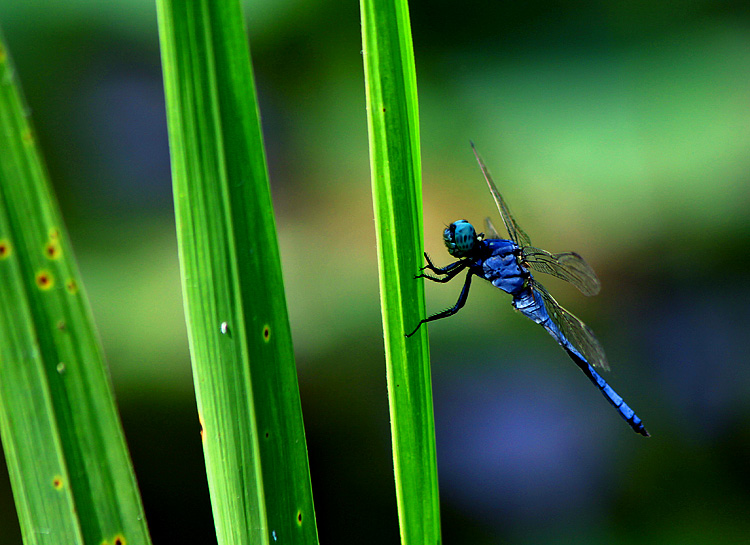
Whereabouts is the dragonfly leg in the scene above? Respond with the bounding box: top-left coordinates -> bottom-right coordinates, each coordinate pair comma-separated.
421,252 -> 466,274
416,253 -> 467,282
421,252 -> 439,271
406,271 -> 473,337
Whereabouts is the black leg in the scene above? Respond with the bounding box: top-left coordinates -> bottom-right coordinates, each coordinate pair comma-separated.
417,253 -> 467,282
406,271 -> 474,337
420,253 -> 444,274
422,252 -> 465,274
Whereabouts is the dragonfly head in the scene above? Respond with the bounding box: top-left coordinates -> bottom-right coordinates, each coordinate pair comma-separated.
444,220 -> 478,257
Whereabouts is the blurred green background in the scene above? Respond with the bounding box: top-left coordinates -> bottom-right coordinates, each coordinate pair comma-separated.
1,1 -> 749,543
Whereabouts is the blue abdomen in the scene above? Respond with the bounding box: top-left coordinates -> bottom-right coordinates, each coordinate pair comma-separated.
513,286 -> 650,436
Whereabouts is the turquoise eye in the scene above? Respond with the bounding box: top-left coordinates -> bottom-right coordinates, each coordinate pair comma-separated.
444,220 -> 476,257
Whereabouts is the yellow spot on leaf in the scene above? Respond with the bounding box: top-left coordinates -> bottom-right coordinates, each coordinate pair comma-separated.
0,240 -> 10,259
44,241 -> 61,260
66,278 -> 78,294
52,476 -> 64,490
36,270 -> 54,290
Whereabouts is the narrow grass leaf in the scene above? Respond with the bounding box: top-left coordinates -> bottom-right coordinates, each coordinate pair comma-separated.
360,0 -> 441,543
156,2 -> 318,544
0,30 -> 151,545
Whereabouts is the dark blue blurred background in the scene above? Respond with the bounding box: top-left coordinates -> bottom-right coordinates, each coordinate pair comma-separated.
1,1 -> 749,543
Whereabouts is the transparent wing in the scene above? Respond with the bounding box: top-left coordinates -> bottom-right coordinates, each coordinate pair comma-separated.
471,143 -> 601,297
533,280 -> 609,370
522,247 -> 601,296
484,217 -> 502,240
471,141 -> 532,249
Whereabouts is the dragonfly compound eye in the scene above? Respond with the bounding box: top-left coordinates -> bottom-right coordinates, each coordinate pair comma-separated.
444,220 -> 476,257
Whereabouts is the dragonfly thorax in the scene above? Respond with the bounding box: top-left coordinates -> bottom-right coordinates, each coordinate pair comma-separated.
444,220 -> 478,257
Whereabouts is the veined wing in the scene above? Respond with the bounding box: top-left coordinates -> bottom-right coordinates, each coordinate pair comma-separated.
533,280 -> 609,370
471,141 -> 532,249
484,217 -> 502,240
522,247 -> 601,296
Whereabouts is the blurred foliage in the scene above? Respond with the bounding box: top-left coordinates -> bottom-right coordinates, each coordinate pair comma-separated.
1,0 -> 749,543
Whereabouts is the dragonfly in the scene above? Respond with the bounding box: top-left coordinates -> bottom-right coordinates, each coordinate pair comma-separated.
407,142 -> 649,437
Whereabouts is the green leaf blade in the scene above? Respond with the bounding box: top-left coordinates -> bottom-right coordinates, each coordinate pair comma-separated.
156,1 -> 318,544
0,31 -> 151,545
360,1 -> 441,543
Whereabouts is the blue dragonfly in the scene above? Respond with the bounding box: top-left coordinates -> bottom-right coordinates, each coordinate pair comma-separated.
407,143 -> 649,437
